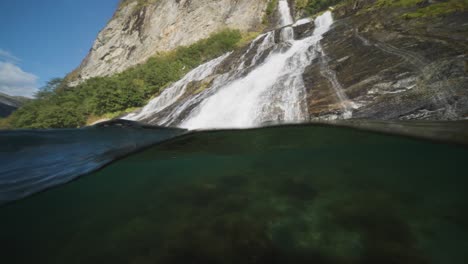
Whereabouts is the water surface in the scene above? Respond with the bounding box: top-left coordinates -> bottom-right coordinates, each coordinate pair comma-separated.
0,120 -> 185,204
1,123 -> 467,264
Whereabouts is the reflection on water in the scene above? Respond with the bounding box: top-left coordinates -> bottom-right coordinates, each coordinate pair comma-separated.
0,120 -> 186,204
0,123 -> 467,263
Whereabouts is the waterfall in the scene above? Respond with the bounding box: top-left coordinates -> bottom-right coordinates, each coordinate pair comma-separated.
250,31 -> 276,67
237,33 -> 269,71
180,11 -> 334,129
278,0 -> 294,26
124,53 -> 231,121
294,18 -> 312,26
278,0 -> 294,42
280,26 -> 294,42
319,47 -> 355,119
127,1 -> 342,129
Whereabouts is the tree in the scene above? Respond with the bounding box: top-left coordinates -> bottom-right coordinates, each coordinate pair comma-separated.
35,78 -> 68,99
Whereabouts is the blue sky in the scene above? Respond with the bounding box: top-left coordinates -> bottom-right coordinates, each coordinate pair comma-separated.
0,0 -> 119,97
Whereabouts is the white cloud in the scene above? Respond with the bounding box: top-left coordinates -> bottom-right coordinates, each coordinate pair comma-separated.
0,61 -> 38,98
0,49 -> 21,63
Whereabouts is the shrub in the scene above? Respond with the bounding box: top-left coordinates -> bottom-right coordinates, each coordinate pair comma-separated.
10,29 -> 242,129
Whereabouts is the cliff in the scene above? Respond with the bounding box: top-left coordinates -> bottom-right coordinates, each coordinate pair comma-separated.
68,0 -> 269,85
304,0 -> 468,120
0,93 -> 27,118
10,0 -> 468,129
123,0 -> 468,127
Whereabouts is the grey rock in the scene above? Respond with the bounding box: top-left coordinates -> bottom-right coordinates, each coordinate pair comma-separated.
69,0 -> 269,85
302,7 -> 468,121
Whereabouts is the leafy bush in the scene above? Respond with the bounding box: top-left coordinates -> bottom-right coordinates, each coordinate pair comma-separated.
266,0 -> 279,16
264,0 -> 279,24
0,117 -> 12,130
10,29 -> 242,129
295,0 -> 310,10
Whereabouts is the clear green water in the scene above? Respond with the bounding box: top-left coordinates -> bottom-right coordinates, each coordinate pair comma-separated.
1,124 -> 467,264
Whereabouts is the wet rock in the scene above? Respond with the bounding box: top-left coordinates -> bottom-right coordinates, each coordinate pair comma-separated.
293,21 -> 315,39
301,4 -> 468,120
130,1 -> 468,125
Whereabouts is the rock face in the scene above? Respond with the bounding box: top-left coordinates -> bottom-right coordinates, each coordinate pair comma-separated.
303,2 -> 468,121
123,0 -> 468,126
0,93 -> 26,118
70,0 -> 268,84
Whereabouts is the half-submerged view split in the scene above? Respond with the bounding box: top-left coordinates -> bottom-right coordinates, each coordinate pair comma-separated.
0,0 -> 467,263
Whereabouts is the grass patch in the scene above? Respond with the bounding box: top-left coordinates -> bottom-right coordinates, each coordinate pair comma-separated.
402,0 -> 468,18
376,0 -> 424,8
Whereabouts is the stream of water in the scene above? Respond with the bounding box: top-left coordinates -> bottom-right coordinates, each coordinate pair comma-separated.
124,1 -> 342,129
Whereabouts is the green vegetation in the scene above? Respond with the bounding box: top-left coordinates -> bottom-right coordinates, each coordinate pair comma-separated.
10,29 -> 243,129
295,0 -> 310,10
263,0 -> 279,24
295,0 -> 345,16
239,31 -> 262,46
370,0 -> 468,18
402,0 -> 468,18
266,0 -> 279,16
0,117 -> 12,129
375,0 -> 424,7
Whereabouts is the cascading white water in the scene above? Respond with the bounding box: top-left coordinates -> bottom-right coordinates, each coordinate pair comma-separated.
180,11 -> 335,129
237,33 -> 268,71
311,11 -> 334,37
238,32 -> 276,71
124,53 -> 231,121
293,18 -> 312,26
250,31 -> 276,67
278,0 -> 294,26
318,47 -> 355,119
278,0 -> 295,42
312,12 -> 355,119
127,1 -> 343,129
280,26 -> 294,42
148,32 -> 277,126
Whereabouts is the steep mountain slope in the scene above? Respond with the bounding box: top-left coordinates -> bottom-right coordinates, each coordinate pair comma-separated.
123,0 -> 468,127
305,0 -> 468,120
69,0 -> 269,84
0,93 -> 27,118
9,0 -> 467,129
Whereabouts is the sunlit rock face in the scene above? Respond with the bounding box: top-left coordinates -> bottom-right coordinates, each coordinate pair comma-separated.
303,4 -> 468,121
123,1 -> 468,127
69,0 -> 268,85
73,0 -> 468,123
